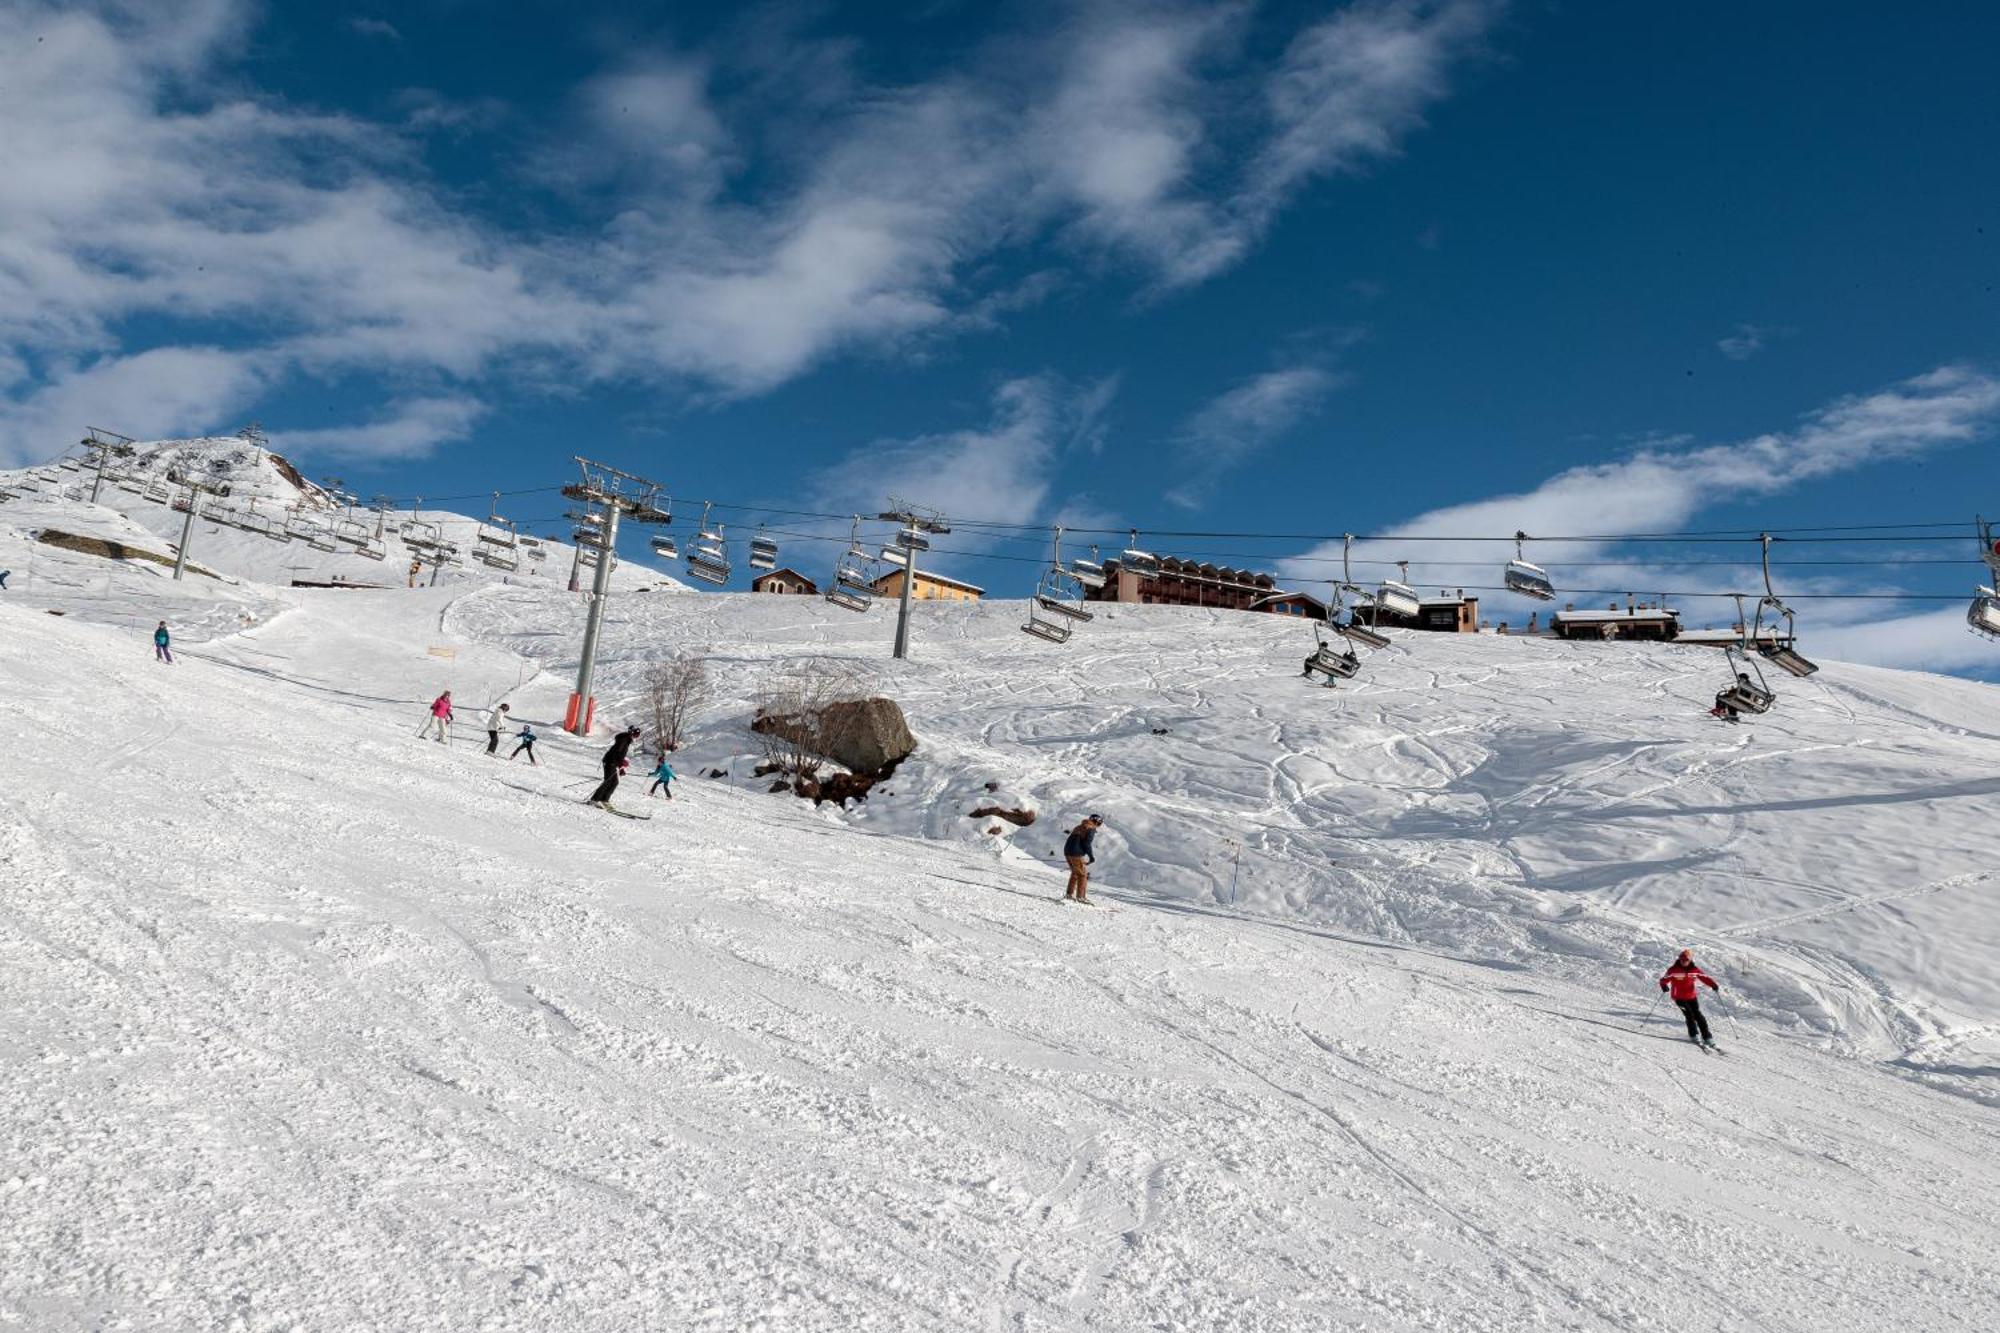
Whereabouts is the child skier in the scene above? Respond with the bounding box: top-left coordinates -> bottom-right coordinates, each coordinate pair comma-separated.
1658,949 -> 1721,1047
419,690 -> 454,744
647,756 -> 677,799
485,702 -> 511,755
510,722 -> 539,765
1062,814 -> 1104,903
154,620 -> 173,664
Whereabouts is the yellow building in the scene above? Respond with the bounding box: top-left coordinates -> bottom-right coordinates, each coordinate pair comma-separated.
870,567 -> 985,602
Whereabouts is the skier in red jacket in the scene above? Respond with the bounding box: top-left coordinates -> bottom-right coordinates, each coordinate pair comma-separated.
1659,949 -> 1720,1047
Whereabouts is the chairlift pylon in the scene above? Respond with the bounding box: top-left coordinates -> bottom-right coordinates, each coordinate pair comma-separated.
1504,530 -> 1556,601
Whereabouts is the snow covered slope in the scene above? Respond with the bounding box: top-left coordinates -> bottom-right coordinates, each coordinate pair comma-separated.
443,587 -> 2000,1107
5,598 -> 2000,1331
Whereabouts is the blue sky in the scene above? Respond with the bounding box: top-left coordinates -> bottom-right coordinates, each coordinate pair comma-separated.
2,1 -> 1996,670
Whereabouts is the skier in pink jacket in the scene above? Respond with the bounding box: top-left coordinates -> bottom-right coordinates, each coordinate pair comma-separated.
418,690 -> 454,744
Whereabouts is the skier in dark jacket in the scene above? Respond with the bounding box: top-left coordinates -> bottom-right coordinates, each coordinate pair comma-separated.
1062,815 -> 1104,903
589,726 -> 643,807
154,620 -> 173,664
1659,949 -> 1721,1047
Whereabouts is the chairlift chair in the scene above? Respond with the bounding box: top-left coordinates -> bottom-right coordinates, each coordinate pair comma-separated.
1332,537 -> 1395,647
878,544 -> 910,568
684,501 -> 731,586
1752,534 -> 1819,677
1969,586 -> 2000,638
893,524 -> 930,553
1376,560 -> 1422,619
354,537 -> 387,561
1034,528 -> 1095,624
1119,529 -> 1160,581
1713,594 -> 1777,716
825,517 -> 876,614
1504,531 -> 1555,601
649,534 -> 679,560
749,527 -> 779,571
1070,545 -> 1107,590
142,480 -> 171,504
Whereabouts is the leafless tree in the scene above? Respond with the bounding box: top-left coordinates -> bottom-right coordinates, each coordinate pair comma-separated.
644,652 -> 712,753
750,657 -> 859,779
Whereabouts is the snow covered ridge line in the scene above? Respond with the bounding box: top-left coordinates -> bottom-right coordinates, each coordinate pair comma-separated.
0,434 -> 688,603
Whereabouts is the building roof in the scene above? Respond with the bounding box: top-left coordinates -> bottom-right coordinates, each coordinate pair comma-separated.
1251,591 -> 1327,612
871,567 -> 985,595
1552,608 -> 1681,623
751,567 -> 817,587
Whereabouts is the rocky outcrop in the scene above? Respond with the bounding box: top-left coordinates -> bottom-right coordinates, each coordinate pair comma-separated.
969,806 -> 1036,827
752,696 -> 916,774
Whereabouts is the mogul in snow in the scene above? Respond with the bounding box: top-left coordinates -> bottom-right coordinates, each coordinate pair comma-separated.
1062,814 -> 1104,904
153,620 -> 173,664
418,690 -> 453,744
1659,949 -> 1722,1048
588,726 -> 643,808
484,702 -> 511,756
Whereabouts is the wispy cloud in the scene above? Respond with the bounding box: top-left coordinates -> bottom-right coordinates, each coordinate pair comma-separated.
1283,364 -> 2000,627
1717,322 -> 1791,361
1166,360 -> 1343,508
0,0 -> 1504,465
276,395 -> 487,461
347,16 -> 401,42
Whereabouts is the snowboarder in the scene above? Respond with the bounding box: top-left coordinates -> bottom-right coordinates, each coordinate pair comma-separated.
1062,814 -> 1104,903
647,757 -> 677,800
509,722 -> 539,765
1658,949 -> 1721,1047
484,702 -> 511,756
418,690 -> 454,744
589,726 -> 643,807
153,620 -> 173,664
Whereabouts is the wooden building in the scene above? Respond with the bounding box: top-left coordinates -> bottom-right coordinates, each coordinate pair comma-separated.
1085,556 -> 1277,610
1251,591 -> 1329,619
750,567 -> 818,595
870,567 -> 985,602
1372,591 -> 1481,633
1551,604 -> 1681,641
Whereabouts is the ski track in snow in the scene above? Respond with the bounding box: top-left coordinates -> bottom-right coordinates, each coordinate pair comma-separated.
6,460 -> 2000,1328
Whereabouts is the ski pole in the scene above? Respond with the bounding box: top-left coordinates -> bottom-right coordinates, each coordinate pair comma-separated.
1644,990 -> 1664,1025
1722,990 -> 1743,1039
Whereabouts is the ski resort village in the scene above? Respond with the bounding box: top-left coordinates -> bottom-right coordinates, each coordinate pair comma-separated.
5,3 -> 2000,1331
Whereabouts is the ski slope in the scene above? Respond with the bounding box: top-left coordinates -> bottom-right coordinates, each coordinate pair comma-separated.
5,527 -> 2000,1328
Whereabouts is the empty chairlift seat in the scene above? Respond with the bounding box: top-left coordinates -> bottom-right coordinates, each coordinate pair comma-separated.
1757,642 -> 1819,677
1304,642 -> 1361,681
650,534 -> 679,559
684,501 -> 730,585
1504,559 -> 1555,601
826,520 -> 876,613
1375,579 -> 1421,619
1119,530 -> 1159,581
1070,550 -> 1107,589
749,531 -> 779,571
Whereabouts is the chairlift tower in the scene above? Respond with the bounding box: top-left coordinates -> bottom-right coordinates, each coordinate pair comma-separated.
877,496 -> 951,661
79,427 -> 137,505
164,468 -> 233,581
561,458 -> 674,734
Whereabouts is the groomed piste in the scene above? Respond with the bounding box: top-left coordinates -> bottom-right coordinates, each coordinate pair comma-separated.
5,459 -> 2000,1331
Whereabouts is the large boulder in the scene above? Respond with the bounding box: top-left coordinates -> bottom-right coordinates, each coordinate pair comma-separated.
751,696 -> 917,774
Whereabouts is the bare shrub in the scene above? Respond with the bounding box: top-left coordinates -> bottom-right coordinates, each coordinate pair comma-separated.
645,651 -> 712,752
750,657 -> 862,781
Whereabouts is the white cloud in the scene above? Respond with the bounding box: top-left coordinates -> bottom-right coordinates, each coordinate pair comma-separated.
1283,365 -> 2000,621
1718,322 -> 1792,361
0,348 -> 270,460
274,395 -> 487,461
1167,363 -> 1340,508
0,0 -> 1504,464
1807,607 -> 1999,674
811,374 -> 1119,544
347,17 -> 400,42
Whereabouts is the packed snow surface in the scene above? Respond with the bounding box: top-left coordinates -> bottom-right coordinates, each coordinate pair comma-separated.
5,477 -> 2000,1329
